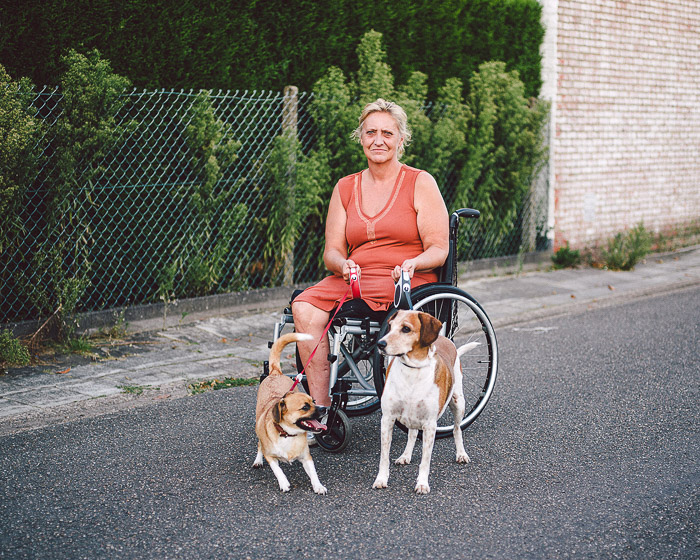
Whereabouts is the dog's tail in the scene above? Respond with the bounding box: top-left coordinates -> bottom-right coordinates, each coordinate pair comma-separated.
268,332 -> 313,376
456,341 -> 480,358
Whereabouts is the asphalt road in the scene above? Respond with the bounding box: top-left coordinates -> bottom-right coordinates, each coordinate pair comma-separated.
1,287 -> 698,559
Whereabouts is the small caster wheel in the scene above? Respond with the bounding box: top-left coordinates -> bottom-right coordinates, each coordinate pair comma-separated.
315,409 -> 351,453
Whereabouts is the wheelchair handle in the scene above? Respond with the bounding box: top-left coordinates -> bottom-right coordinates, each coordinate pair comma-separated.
439,208 -> 481,285
450,208 -> 481,223
450,208 -> 481,244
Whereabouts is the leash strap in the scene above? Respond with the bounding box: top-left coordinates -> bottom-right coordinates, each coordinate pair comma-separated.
393,270 -> 413,309
289,272 -> 361,392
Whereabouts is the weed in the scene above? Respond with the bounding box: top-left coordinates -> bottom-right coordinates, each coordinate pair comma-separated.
0,329 -> 31,368
189,377 -> 259,395
601,223 -> 652,271
108,309 -> 128,339
551,243 -> 582,269
117,384 -> 158,396
650,221 -> 700,253
55,336 -> 95,357
158,260 -> 177,329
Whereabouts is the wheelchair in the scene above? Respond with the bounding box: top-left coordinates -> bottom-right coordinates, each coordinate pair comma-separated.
263,208 -> 498,453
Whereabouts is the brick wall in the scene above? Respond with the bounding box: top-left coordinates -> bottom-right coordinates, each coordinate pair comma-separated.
553,0 -> 700,248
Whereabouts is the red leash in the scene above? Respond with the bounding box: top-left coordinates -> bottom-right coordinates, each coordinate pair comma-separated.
289,269 -> 360,392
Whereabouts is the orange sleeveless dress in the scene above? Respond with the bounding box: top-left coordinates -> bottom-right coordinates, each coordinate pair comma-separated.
294,164 -> 438,313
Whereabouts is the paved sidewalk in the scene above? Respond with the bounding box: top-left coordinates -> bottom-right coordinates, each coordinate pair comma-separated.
1,245 -> 698,434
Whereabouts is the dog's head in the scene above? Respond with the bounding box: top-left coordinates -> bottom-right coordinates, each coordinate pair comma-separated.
272,392 -> 327,434
377,310 -> 442,361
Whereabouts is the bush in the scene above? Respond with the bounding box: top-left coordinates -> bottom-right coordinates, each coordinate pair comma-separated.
551,244 -> 582,269
0,329 -> 30,368
457,61 -> 549,257
601,223 -> 652,271
159,90 -> 245,299
19,48 -> 132,339
0,65 -> 42,253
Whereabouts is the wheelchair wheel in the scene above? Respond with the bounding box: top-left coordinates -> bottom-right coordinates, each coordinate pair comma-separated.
335,336 -> 382,417
373,285 -> 498,439
298,338 -> 381,417
315,409 -> 351,453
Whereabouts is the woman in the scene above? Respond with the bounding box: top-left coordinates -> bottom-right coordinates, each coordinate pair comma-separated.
292,98 -> 449,407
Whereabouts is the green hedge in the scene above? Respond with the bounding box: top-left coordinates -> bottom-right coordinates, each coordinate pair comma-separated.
1,0 -> 543,99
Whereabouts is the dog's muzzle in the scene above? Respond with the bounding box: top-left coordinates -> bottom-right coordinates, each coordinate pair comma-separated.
376,339 -> 399,357
296,405 -> 328,433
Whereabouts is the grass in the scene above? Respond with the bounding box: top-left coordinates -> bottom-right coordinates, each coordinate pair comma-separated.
117,384 -> 159,396
650,222 -> 700,253
50,336 -> 100,361
189,377 -> 259,395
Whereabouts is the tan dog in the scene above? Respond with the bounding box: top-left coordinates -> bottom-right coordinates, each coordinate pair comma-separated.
373,310 -> 479,494
253,333 -> 328,494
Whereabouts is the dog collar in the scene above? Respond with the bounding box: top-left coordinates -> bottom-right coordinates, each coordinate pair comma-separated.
400,361 -> 423,369
387,355 -> 423,369
398,356 -> 427,369
273,423 -> 293,437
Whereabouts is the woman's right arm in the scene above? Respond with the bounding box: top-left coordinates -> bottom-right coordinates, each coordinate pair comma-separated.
323,183 -> 357,281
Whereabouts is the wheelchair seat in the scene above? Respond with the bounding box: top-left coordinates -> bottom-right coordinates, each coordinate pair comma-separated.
288,288 -> 387,324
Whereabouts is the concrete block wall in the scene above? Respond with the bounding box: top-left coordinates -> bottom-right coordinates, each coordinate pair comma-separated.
553,0 -> 700,248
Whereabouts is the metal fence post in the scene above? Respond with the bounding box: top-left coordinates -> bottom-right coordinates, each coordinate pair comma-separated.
282,85 -> 298,286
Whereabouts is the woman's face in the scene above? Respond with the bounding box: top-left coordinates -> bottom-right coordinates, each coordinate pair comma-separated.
360,111 -> 403,164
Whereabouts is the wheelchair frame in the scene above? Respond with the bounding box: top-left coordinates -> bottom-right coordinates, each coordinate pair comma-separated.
264,208 -> 498,452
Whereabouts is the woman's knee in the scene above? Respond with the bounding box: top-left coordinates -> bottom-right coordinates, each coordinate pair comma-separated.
292,301 -> 329,333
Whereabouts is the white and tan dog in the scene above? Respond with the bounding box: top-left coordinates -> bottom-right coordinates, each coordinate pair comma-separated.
253,333 -> 328,494
373,310 -> 479,494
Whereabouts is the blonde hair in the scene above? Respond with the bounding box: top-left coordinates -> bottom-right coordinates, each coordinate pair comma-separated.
351,98 -> 412,158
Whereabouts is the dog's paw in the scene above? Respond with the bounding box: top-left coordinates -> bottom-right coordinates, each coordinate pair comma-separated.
372,477 -> 388,489
252,461 -> 263,468
415,482 -> 430,494
456,452 -> 471,464
313,484 -> 328,495
395,455 -> 411,465
279,481 -> 291,492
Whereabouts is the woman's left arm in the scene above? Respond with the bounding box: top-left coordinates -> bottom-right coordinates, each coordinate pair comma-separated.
392,172 -> 449,281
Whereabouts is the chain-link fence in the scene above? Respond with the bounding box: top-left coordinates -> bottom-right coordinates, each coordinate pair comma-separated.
1,87 -> 549,325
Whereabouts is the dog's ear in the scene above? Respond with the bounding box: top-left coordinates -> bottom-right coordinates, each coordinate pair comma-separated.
273,398 -> 286,423
418,312 -> 442,346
